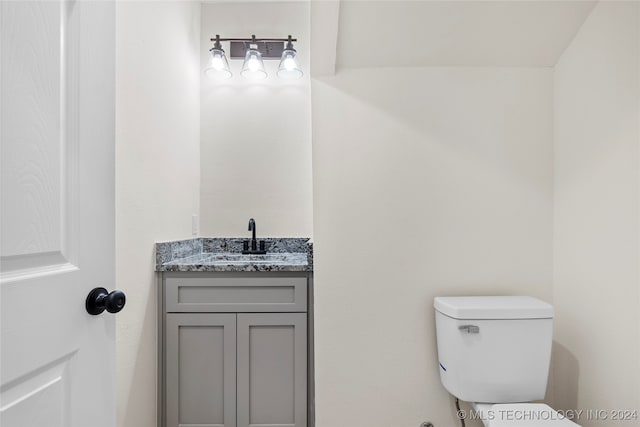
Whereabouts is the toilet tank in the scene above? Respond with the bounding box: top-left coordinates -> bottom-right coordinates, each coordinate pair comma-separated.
434,296 -> 553,403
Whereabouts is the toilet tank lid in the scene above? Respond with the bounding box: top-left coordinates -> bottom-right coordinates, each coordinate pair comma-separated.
434,296 -> 553,320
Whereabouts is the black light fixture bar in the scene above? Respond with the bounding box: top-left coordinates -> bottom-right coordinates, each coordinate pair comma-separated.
210,35 -> 298,43
211,35 -> 298,59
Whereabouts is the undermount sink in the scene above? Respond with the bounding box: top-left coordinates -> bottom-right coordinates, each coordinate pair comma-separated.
201,253 -> 302,264
160,252 -> 308,269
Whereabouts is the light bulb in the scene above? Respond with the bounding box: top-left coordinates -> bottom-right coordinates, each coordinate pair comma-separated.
205,48 -> 231,80
283,56 -> 297,70
241,47 -> 267,80
277,49 -> 303,79
247,55 -> 260,71
210,56 -> 224,70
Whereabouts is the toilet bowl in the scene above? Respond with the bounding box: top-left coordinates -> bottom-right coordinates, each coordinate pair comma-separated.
433,296 -> 582,427
472,403 -> 580,427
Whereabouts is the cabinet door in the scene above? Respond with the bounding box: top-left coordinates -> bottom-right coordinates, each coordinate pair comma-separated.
237,313 -> 307,427
166,314 -> 237,427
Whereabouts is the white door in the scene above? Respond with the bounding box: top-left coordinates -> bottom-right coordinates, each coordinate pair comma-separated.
0,1 -> 116,426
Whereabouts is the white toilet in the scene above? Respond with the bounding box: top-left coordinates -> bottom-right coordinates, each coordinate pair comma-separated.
434,296 -> 581,427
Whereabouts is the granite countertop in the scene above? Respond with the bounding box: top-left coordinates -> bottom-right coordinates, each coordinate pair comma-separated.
155,237 -> 313,272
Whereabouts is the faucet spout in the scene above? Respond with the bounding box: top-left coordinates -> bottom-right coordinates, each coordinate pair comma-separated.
248,218 -> 257,250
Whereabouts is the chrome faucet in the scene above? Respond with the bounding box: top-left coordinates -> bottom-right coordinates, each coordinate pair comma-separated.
243,218 -> 266,254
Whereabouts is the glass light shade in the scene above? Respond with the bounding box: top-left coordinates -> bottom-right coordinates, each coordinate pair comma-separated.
277,49 -> 303,79
241,48 -> 267,80
204,48 -> 231,80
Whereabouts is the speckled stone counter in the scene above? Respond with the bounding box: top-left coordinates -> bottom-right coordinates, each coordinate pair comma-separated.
155,237 -> 313,272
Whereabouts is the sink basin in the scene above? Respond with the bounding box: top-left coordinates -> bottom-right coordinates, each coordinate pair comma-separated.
162,252 -> 308,267
201,253 -> 301,264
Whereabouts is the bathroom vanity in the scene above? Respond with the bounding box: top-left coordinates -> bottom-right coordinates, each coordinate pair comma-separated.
155,238 -> 314,427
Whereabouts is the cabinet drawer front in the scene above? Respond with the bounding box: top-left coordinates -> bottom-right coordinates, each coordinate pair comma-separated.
165,273 -> 307,312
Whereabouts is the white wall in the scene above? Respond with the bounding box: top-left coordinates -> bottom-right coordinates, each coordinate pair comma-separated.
311,67 -> 554,427
200,2 -> 313,237
110,3 -> 639,427
115,2 -> 200,426
552,2 -> 640,425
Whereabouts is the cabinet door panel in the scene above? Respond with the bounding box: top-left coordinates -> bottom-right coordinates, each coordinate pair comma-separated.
166,314 -> 236,427
237,313 -> 307,427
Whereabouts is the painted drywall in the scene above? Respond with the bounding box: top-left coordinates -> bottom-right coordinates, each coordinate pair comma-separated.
199,2 -> 313,237
336,1 -> 596,68
311,67 -> 554,427
115,2 -> 200,426
552,2 -> 640,425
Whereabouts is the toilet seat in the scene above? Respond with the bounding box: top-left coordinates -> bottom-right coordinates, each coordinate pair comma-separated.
471,403 -> 581,427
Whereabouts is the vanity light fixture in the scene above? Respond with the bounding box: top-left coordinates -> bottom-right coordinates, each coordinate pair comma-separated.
206,34 -> 302,80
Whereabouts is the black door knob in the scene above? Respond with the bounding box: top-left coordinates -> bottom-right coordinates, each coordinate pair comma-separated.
86,287 -> 126,315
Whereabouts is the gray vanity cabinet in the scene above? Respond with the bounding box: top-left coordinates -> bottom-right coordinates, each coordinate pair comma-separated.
160,272 -> 309,427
